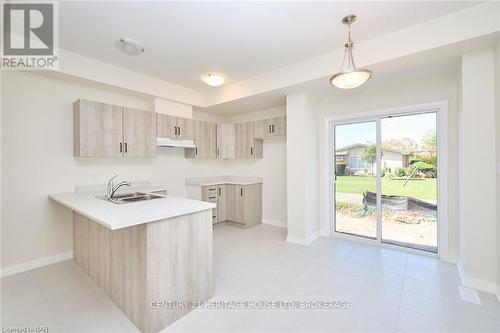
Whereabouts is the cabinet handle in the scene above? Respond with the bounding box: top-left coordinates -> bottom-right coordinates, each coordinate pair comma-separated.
174,126 -> 177,135
208,196 -> 216,199
251,147 -> 253,155
195,147 -> 198,155
120,143 -> 123,153
178,126 -> 181,136
269,125 -> 271,133
272,124 -> 275,133
124,142 -> 128,153
240,188 -> 243,196
218,187 -> 221,196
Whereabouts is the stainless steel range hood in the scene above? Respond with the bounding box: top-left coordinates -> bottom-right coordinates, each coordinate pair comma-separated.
156,137 -> 196,148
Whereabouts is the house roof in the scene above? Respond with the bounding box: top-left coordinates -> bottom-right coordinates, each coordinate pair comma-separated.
335,143 -> 407,155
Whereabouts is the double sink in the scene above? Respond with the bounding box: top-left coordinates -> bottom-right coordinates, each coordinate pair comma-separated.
97,190 -> 167,204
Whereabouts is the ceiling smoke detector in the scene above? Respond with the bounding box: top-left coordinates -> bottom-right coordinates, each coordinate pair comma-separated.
116,38 -> 144,56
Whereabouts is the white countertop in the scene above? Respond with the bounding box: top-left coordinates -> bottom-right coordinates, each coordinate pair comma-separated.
185,176 -> 263,186
49,186 -> 216,230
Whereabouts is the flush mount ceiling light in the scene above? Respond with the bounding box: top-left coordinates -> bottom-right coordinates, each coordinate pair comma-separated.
201,73 -> 227,87
116,38 -> 144,56
330,15 -> 372,89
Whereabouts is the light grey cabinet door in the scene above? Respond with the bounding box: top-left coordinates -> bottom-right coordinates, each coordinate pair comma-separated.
253,119 -> 272,139
235,122 -> 263,159
123,108 -> 156,158
217,185 -> 228,223
185,120 -> 216,159
176,117 -> 194,140
156,113 -> 177,139
73,99 -> 123,157
270,116 -> 287,137
242,183 -> 263,228
216,123 -> 235,159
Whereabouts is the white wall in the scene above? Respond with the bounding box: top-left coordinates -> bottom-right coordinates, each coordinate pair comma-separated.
495,41 -> 500,295
286,93 -> 320,244
459,48 -> 497,292
1,71 -> 286,270
318,71 -> 459,260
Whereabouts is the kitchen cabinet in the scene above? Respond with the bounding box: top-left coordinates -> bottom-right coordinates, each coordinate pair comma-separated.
185,120 -> 216,159
197,182 -> 262,228
156,113 -> 194,140
254,116 -> 286,138
73,99 -> 155,158
216,184 -> 228,223
216,123 -> 235,159
123,107 -> 156,158
227,183 -> 262,228
235,122 -> 263,159
201,185 -> 218,224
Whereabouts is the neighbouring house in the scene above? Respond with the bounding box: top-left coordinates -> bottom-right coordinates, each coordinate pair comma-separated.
335,143 -> 410,173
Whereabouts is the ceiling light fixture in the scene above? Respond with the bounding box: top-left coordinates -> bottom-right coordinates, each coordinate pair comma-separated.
116,38 -> 144,56
330,15 -> 372,89
201,73 -> 227,87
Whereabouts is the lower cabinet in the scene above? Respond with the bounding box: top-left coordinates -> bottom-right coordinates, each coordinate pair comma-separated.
201,183 -> 262,228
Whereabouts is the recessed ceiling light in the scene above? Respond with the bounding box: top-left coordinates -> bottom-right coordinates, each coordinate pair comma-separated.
201,73 -> 227,87
116,38 -> 144,56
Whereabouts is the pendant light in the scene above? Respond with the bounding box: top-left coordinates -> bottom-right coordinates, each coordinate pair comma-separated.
330,15 -> 372,89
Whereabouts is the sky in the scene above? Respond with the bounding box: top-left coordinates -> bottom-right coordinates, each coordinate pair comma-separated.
335,112 -> 436,149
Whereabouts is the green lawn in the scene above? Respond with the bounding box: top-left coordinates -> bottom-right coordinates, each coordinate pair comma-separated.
335,176 -> 437,200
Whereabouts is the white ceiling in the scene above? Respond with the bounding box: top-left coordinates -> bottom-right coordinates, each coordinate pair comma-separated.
60,1 -> 478,93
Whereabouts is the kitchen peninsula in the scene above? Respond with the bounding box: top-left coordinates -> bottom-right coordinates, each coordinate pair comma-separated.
49,186 -> 215,333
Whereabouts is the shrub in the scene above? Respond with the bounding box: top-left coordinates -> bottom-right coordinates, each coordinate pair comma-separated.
395,167 -> 407,177
335,163 -> 347,176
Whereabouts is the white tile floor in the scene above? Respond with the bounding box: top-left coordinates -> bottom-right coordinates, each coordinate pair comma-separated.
2,224 -> 500,332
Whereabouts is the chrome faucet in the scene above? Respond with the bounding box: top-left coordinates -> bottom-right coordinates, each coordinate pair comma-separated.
106,175 -> 131,200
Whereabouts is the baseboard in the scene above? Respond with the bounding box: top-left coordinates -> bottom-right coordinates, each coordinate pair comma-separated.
457,260 -> 498,296
1,251 -> 73,278
262,218 -> 286,228
286,230 -> 322,246
440,253 -> 458,264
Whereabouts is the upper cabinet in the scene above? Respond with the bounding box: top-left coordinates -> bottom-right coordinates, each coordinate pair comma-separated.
156,114 -> 194,140
73,99 -> 155,158
123,107 -> 156,158
235,122 -> 263,159
254,116 -> 286,138
185,120 -> 216,159
216,123 -> 235,159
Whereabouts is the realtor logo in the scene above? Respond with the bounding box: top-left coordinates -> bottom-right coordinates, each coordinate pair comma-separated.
2,1 -> 59,69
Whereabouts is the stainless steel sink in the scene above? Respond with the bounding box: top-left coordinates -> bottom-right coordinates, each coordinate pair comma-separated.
96,192 -> 165,204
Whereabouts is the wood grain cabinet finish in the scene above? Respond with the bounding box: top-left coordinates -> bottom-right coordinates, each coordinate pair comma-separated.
254,116 -> 286,138
123,107 -> 156,158
73,210 -> 213,333
156,114 -> 194,141
216,185 -> 228,223
216,123 -> 235,159
202,183 -> 262,228
74,99 -> 124,157
74,99 -> 155,158
235,122 -> 263,159
185,120 -> 216,159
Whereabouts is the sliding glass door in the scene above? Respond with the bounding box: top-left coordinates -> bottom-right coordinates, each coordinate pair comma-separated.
333,111 -> 438,253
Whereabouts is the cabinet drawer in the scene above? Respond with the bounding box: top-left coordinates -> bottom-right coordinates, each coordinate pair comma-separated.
202,186 -> 218,202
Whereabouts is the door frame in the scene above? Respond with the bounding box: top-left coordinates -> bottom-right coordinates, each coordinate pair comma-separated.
324,101 -> 449,260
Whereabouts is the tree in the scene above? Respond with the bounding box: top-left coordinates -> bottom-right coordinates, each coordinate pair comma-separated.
382,137 -> 418,154
422,130 -> 437,152
360,144 -> 377,174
